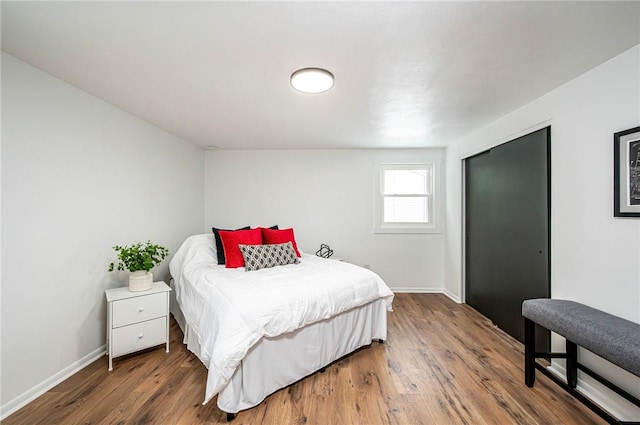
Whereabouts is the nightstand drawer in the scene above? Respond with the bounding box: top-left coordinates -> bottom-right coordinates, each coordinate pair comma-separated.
111,317 -> 167,357
112,292 -> 167,328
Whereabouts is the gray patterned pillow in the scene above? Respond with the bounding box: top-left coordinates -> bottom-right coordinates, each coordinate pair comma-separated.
239,242 -> 300,271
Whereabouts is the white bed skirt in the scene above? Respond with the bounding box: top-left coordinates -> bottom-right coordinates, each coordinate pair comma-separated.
170,283 -> 387,414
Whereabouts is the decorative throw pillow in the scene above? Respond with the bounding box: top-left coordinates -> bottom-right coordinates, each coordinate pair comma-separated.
212,226 -> 250,264
239,242 -> 300,271
260,227 -> 301,257
218,228 -> 262,268
254,225 -> 279,233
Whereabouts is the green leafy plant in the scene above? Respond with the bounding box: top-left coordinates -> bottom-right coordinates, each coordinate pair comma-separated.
108,241 -> 169,273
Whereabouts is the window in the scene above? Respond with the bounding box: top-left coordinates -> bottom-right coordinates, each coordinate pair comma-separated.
374,164 -> 439,233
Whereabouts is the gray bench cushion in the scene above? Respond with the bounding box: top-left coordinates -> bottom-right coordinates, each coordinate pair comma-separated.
522,299 -> 640,377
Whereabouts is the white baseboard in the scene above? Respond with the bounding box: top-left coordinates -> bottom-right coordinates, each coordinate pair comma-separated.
547,363 -> 640,421
442,288 -> 461,303
0,345 -> 106,421
389,287 -> 461,303
390,287 -> 442,294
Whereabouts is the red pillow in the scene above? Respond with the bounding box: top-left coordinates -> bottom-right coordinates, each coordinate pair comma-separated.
261,228 -> 301,257
219,228 -> 263,268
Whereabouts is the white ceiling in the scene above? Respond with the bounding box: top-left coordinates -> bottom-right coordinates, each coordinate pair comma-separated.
2,1 -> 639,150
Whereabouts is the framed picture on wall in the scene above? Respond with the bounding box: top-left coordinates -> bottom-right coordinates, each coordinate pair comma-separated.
614,125 -> 640,217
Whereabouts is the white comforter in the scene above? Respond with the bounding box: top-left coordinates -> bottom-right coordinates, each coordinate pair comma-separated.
169,234 -> 394,405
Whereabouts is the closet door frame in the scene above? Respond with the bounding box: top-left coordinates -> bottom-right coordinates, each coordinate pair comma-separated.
461,121 -> 552,304
460,124 -> 552,342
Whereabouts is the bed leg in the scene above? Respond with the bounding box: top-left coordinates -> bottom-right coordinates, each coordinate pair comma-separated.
319,367 -> 326,373
226,412 -> 235,422
378,339 -> 384,344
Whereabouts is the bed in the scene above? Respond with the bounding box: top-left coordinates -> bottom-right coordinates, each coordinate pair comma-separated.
168,233 -> 394,417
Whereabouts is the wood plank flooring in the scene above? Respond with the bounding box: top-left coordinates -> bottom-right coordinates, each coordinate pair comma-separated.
3,294 -> 605,424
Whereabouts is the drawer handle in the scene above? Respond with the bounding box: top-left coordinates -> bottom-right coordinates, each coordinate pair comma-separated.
138,333 -> 144,339
139,307 -> 144,312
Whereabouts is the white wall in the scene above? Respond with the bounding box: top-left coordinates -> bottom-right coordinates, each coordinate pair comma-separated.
0,53 -> 204,415
204,149 -> 445,292
444,45 -> 640,417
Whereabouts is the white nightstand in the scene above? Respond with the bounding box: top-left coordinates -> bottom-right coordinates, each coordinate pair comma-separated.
105,281 -> 171,371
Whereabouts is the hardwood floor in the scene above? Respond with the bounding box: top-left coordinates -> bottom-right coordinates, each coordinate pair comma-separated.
3,294 -> 605,425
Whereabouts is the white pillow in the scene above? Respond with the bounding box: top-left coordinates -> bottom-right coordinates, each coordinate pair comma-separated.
170,233 -> 217,276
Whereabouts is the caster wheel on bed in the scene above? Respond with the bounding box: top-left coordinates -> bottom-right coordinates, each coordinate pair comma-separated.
226,413 -> 236,422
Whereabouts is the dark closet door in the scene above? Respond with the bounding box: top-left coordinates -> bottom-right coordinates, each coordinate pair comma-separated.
465,127 -> 550,349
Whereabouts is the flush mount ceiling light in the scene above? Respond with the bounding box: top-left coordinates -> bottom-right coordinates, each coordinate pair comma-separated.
290,68 -> 334,94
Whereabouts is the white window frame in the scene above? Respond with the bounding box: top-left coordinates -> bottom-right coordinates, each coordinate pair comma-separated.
373,163 -> 441,234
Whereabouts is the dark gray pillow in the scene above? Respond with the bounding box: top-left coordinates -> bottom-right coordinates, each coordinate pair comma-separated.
239,242 -> 300,271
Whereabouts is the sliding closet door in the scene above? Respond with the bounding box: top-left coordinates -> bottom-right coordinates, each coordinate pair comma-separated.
465,127 -> 550,349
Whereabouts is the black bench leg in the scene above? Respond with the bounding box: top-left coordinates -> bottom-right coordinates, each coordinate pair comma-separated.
566,340 -> 578,389
524,318 -> 536,387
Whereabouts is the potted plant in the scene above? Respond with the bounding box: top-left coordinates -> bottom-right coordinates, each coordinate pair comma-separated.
108,241 -> 169,292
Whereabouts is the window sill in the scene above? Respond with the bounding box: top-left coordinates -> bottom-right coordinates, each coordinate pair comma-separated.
373,225 -> 441,234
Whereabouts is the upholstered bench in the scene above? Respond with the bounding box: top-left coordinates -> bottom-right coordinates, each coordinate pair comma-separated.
522,299 -> 640,425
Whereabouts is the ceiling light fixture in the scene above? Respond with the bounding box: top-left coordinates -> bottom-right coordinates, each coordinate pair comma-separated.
290,68 -> 334,94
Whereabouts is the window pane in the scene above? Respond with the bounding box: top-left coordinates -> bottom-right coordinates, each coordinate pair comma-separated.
383,196 -> 428,223
384,169 -> 428,195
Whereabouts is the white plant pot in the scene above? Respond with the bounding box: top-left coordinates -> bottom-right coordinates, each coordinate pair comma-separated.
129,271 -> 153,292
